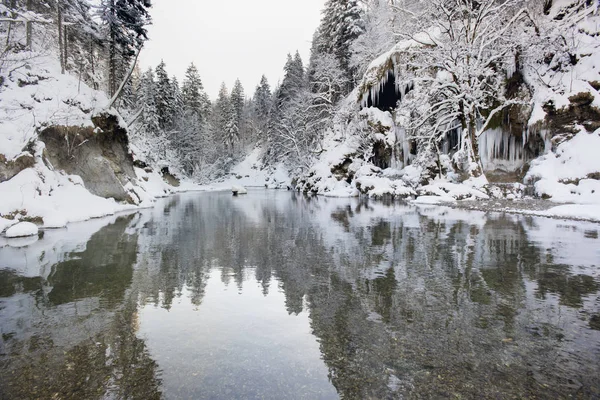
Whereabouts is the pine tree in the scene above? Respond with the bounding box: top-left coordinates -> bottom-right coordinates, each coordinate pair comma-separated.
252,75 -> 272,141
154,60 -> 173,130
99,0 -> 152,96
254,75 -> 272,122
139,68 -> 160,138
230,79 -> 245,143
230,79 -> 245,126
170,76 -> 184,129
277,52 -> 305,107
319,0 -> 364,84
182,63 -> 210,125
215,82 -> 238,155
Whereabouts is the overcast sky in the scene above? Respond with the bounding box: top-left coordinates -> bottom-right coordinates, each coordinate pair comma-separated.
140,0 -> 326,100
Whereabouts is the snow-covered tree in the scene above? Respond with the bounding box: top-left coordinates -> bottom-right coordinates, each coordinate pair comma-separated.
230,78 -> 245,143
214,82 -> 238,155
154,60 -> 173,130
182,63 -> 210,125
396,0 -> 539,176
319,0 -> 364,82
307,52 -> 348,134
138,68 -> 159,136
350,0 -> 395,79
99,0 -> 152,96
251,74 -> 272,142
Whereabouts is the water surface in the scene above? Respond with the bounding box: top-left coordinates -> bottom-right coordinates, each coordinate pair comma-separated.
1,190 -> 599,399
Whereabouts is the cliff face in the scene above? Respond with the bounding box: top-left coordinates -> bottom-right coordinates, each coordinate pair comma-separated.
39,113 -> 137,204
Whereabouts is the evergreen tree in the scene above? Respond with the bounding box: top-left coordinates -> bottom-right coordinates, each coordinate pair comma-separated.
253,75 -> 272,123
99,0 -> 152,96
138,68 -> 160,139
170,76 -> 184,128
230,79 -> 245,128
276,52 -> 305,107
154,60 -> 173,130
319,0 -> 364,84
182,63 -> 209,125
215,82 -> 238,155
252,75 -> 272,141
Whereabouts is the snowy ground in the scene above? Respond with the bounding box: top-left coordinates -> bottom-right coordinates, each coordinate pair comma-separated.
438,198 -> 600,223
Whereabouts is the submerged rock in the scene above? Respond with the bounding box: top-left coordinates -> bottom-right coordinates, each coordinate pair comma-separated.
5,222 -> 39,238
232,185 -> 248,195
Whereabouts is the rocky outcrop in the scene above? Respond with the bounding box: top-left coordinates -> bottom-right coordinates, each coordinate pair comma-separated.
543,92 -> 600,144
0,152 -> 35,183
161,167 -> 180,187
39,113 -> 137,203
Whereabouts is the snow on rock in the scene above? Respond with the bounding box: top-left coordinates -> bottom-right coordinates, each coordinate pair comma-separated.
418,179 -> 490,201
0,53 -> 204,231
542,204 -> 600,222
412,195 -> 456,205
232,185 -> 248,195
526,130 -> 600,204
5,222 -> 39,238
0,55 -> 108,160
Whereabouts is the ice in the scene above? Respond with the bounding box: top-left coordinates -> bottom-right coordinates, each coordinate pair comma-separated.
478,128 -> 527,172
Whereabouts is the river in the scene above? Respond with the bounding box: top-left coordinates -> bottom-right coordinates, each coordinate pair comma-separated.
1,190 -> 599,399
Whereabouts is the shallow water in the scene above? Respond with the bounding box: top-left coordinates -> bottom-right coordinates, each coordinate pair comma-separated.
1,190 -> 599,399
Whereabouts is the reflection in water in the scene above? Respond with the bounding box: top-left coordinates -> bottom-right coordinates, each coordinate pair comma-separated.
1,190 -> 599,399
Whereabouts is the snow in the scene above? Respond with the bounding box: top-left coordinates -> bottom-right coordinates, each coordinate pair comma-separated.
526,130 -> 600,204
210,148 -> 291,191
412,195 -> 455,205
5,222 -> 39,238
0,55 -> 108,160
542,204 -> 600,222
418,179 -> 489,201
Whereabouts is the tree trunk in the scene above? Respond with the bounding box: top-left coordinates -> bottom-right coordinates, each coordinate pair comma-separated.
89,35 -> 97,90
109,0 -> 116,96
5,0 -> 17,48
467,117 -> 483,178
63,24 -> 68,71
26,0 -> 32,49
57,1 -> 64,74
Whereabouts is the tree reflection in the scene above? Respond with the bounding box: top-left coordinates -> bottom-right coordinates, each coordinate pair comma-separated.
2,192 -> 599,399
131,193 -> 599,398
0,215 -> 162,400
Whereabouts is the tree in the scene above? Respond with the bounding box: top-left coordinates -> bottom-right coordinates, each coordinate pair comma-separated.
230,78 -> 245,143
252,74 -> 272,141
99,0 -> 152,96
396,0 -> 538,176
350,0 -> 395,79
182,62 -> 210,125
319,0 -> 364,83
138,68 -> 159,139
154,60 -> 173,130
214,82 -> 238,155
307,52 -> 348,133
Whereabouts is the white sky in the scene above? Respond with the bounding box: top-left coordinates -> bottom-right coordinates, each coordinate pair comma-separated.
140,0 -> 326,100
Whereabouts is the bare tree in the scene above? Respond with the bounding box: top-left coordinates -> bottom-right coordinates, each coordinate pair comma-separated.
395,0 -> 539,176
